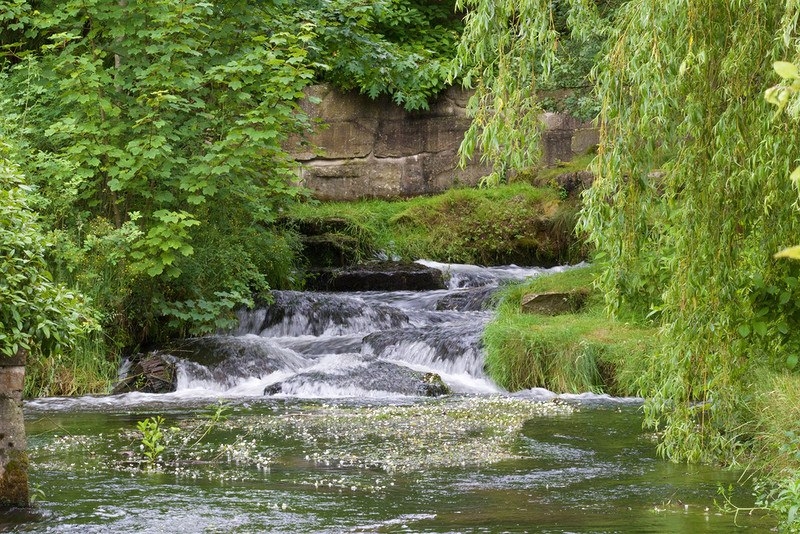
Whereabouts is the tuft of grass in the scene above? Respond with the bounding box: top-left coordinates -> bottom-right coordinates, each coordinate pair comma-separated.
24,334 -> 119,398
483,264 -> 656,395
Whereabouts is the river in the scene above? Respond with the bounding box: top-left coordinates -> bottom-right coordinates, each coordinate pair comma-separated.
2,262 -> 770,532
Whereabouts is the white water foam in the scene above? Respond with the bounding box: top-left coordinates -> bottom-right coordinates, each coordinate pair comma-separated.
416,260 -> 583,289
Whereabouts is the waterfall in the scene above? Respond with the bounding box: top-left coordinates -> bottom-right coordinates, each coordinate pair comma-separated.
136,262 -> 577,398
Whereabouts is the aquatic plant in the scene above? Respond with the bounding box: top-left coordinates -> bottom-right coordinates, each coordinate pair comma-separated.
136,416 -> 167,468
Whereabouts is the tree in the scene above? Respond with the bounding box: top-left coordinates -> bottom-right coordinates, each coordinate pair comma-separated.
1,0 -> 317,341
454,0 -> 800,464
295,0 -> 463,110
0,140 -> 95,508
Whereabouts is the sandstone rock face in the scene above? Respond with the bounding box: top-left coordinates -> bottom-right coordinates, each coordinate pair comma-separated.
291,85 -> 598,201
294,85 -> 490,200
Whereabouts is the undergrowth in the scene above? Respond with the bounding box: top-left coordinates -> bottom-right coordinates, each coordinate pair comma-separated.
24,334 -> 119,398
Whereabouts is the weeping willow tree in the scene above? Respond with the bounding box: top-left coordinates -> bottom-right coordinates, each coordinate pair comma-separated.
455,0 -> 800,463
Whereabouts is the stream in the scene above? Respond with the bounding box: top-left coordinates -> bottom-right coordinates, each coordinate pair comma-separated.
2,262 -> 770,532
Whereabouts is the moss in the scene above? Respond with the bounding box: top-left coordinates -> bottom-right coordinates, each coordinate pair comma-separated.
286,183 -> 585,269
0,449 -> 29,508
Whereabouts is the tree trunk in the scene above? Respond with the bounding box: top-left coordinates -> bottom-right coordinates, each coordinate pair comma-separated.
0,351 -> 28,508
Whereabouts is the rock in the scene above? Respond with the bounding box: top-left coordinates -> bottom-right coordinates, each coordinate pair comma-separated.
112,352 -> 177,394
552,170 -> 595,196
263,359 -> 451,397
292,84 -> 491,201
114,336 -> 311,394
435,287 -> 498,311
239,291 -> 411,337
307,261 -> 446,291
520,290 -> 589,315
419,372 -> 451,397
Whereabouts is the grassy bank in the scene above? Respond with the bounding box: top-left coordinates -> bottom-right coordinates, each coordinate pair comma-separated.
483,264 -> 800,530
483,264 -> 657,396
286,182 -> 584,268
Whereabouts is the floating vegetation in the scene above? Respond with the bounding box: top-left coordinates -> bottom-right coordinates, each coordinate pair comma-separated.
28,396 -> 573,484
238,396 -> 574,473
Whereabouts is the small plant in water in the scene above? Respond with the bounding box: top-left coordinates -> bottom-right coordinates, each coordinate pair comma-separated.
137,416 -> 168,468
133,403 -> 230,470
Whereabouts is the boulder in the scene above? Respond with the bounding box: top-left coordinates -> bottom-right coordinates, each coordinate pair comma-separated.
520,290 -> 589,315
263,360 -> 451,397
434,287 -> 498,311
307,261 -> 446,291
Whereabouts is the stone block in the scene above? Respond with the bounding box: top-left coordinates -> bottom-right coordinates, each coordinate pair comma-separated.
424,150 -> 490,192
571,128 -> 599,155
541,112 -> 586,131
422,116 -> 473,153
305,119 -> 378,159
542,130 -> 576,165
374,119 -> 426,157
300,156 -> 428,200
302,85 -> 382,121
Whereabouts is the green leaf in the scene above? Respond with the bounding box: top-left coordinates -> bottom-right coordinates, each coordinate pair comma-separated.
737,324 -> 751,338
775,246 -> 800,260
787,354 -> 799,370
753,322 -> 768,337
774,61 -> 800,80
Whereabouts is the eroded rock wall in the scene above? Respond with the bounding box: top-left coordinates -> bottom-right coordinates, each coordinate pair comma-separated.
293,85 -> 597,201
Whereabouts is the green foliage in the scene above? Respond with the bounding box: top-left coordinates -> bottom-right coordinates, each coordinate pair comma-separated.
0,140 -> 97,359
451,0 -> 615,178
297,0 -> 462,110
747,373 -> 800,531
456,13 -> 800,530
578,0 -> 800,463
1,0 -> 314,340
133,403 -> 229,470
137,416 -> 167,468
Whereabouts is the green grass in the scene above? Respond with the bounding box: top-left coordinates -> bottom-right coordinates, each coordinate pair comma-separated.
287,182 -> 584,267
24,334 -> 119,398
483,264 -> 657,395
514,152 -> 595,189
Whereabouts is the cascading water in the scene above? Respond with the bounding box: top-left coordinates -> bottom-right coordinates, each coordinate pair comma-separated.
161,261 -> 574,398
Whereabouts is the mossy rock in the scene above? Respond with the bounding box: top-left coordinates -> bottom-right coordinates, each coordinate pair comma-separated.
307,261 -> 446,291
520,289 -> 590,315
